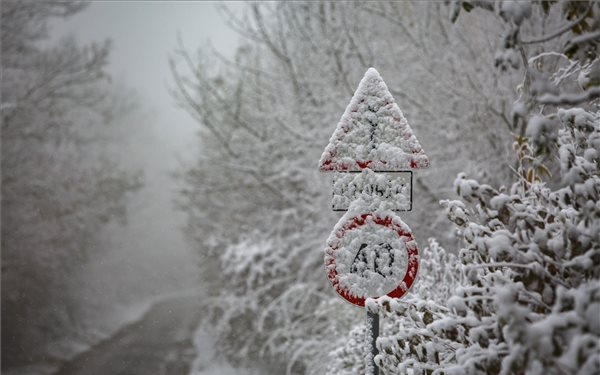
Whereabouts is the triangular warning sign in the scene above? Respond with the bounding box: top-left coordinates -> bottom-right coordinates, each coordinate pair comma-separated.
319,68 -> 429,172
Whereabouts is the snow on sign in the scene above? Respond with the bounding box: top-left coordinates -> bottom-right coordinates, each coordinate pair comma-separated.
319,67 -> 429,307
332,169 -> 412,211
318,67 -> 429,172
324,210 -> 419,307
319,67 -> 428,212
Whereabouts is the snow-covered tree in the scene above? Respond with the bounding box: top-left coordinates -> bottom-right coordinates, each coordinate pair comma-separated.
1,1 -> 141,368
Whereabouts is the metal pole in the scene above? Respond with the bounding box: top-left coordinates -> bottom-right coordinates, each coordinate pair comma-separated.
366,310 -> 379,375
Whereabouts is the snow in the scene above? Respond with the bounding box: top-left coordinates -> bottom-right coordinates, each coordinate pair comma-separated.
537,87 -> 600,105
336,218 -> 409,297
365,298 -> 380,314
577,59 -> 600,90
319,67 -> 429,171
189,323 -> 261,375
447,295 -> 469,315
3,289 -> 201,375
527,115 -> 558,147
495,48 -> 521,70
499,0 -> 532,25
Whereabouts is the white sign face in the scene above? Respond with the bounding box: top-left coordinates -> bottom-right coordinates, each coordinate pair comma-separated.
332,171 -> 412,211
318,68 -> 430,172
324,212 -> 420,307
335,220 -> 410,297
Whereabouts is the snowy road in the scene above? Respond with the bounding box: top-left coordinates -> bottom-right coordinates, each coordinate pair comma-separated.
54,296 -> 201,375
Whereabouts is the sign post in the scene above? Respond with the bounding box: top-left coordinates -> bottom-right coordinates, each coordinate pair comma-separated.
366,310 -> 379,375
319,68 -> 429,374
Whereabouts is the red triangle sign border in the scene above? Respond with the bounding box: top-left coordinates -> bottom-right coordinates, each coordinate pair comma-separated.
319,68 -> 429,172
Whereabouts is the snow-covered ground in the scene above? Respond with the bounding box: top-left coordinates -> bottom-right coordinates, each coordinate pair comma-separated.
5,296 -> 154,375
4,283 -> 261,375
3,288 -> 204,375
189,324 -> 261,375
3,299 -> 155,375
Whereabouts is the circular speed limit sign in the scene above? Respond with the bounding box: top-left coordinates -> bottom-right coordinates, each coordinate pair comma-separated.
324,212 -> 419,307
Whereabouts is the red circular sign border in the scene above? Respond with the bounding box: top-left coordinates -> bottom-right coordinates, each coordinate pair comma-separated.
325,213 -> 419,307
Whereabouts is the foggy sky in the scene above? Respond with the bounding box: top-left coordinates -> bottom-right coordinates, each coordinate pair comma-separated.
49,1 -> 242,165
47,2 -> 243,291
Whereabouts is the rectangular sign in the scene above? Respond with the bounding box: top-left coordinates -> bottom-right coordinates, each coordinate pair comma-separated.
332,171 -> 412,211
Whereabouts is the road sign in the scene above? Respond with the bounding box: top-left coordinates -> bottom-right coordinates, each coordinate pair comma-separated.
324,211 -> 419,307
332,170 -> 412,211
318,67 -> 429,172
